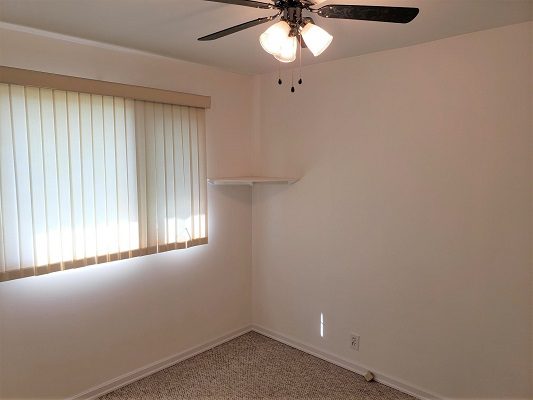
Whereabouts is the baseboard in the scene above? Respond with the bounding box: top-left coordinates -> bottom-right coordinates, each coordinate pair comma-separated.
68,325 -> 253,400
252,324 -> 441,400
68,323 -> 440,400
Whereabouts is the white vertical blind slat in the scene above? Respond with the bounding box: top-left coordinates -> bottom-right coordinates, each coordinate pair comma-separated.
134,100 -> 147,251
144,102 -> 157,250
154,103 -> 167,246
114,98 -> 129,255
125,99 -> 138,253
64,91 -> 78,263
80,93 -> 96,262
103,96 -> 118,257
0,84 -> 20,270
25,87 -> 48,267
40,89 -> 62,265
68,92 -> 86,261
0,84 -> 207,281
197,108 -> 207,239
9,86 -> 24,269
23,87 -> 38,272
10,85 -> 35,268
91,95 -> 107,260
189,108 -> 200,240
164,105 -> 176,244
173,106 -> 185,243
180,107 -> 192,242
53,90 -> 74,265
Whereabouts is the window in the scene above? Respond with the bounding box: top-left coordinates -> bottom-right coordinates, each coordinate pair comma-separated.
0,81 -> 207,282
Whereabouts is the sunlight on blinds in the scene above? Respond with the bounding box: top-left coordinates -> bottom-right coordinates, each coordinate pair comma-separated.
0,83 -> 207,282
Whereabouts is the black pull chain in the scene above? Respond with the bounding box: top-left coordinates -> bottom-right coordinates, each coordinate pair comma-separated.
291,69 -> 295,93
298,35 -> 303,85
278,61 -> 282,85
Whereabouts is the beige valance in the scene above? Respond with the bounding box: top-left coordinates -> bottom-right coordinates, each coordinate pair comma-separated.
0,66 -> 211,109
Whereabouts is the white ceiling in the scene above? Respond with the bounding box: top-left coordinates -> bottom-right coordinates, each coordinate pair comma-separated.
0,0 -> 531,74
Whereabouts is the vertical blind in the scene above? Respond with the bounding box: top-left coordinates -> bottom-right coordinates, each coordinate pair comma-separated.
0,83 -> 207,282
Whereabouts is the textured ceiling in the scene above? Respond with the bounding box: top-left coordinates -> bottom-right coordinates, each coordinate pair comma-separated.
0,0 -> 531,74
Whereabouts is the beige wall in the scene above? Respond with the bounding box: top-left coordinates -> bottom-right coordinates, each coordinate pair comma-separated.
0,26 -> 253,399
252,22 -> 532,399
1,20 -> 531,400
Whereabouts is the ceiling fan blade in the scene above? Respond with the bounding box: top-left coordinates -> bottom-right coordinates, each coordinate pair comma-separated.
316,5 -> 419,24
198,15 -> 277,41
202,0 -> 274,9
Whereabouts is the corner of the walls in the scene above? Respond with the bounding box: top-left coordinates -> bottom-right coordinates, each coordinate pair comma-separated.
251,75 -> 263,177
251,325 -> 443,400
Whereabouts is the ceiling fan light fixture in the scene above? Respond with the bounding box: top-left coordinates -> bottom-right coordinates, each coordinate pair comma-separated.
300,22 -> 333,57
273,35 -> 298,63
198,1 -> 419,91
259,20 -> 291,55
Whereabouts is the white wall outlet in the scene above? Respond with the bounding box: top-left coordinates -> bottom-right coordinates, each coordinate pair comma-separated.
351,334 -> 360,351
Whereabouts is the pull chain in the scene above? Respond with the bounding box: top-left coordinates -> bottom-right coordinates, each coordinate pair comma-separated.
298,35 -> 303,85
291,69 -> 295,93
278,61 -> 282,85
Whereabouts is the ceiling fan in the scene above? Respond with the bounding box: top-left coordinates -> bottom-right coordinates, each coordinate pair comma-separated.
198,0 -> 419,90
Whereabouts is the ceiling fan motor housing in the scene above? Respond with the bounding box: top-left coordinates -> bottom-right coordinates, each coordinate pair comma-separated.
283,6 -> 303,36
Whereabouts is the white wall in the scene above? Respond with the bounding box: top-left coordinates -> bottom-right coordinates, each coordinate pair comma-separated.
1,20 -> 531,400
0,26 -> 254,399
252,22 -> 532,400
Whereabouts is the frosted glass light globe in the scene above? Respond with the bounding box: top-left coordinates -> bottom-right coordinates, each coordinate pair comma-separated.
273,35 -> 298,63
300,23 -> 333,57
259,21 -> 291,55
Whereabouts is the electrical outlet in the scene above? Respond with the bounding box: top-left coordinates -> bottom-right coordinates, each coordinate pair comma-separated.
351,334 -> 360,351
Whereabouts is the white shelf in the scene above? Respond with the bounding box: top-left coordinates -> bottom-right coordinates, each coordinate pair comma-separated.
208,176 -> 298,186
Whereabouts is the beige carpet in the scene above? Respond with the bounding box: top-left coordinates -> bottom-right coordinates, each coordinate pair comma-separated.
100,331 -> 415,399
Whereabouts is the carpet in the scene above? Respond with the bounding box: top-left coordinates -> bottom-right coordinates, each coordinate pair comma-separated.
100,331 -> 415,399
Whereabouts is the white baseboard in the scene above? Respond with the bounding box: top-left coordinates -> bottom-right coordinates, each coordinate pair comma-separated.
251,324 -> 441,400
69,325 -> 253,400
68,323 -> 440,400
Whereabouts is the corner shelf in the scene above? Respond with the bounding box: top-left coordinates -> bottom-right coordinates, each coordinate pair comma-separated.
208,176 -> 299,186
